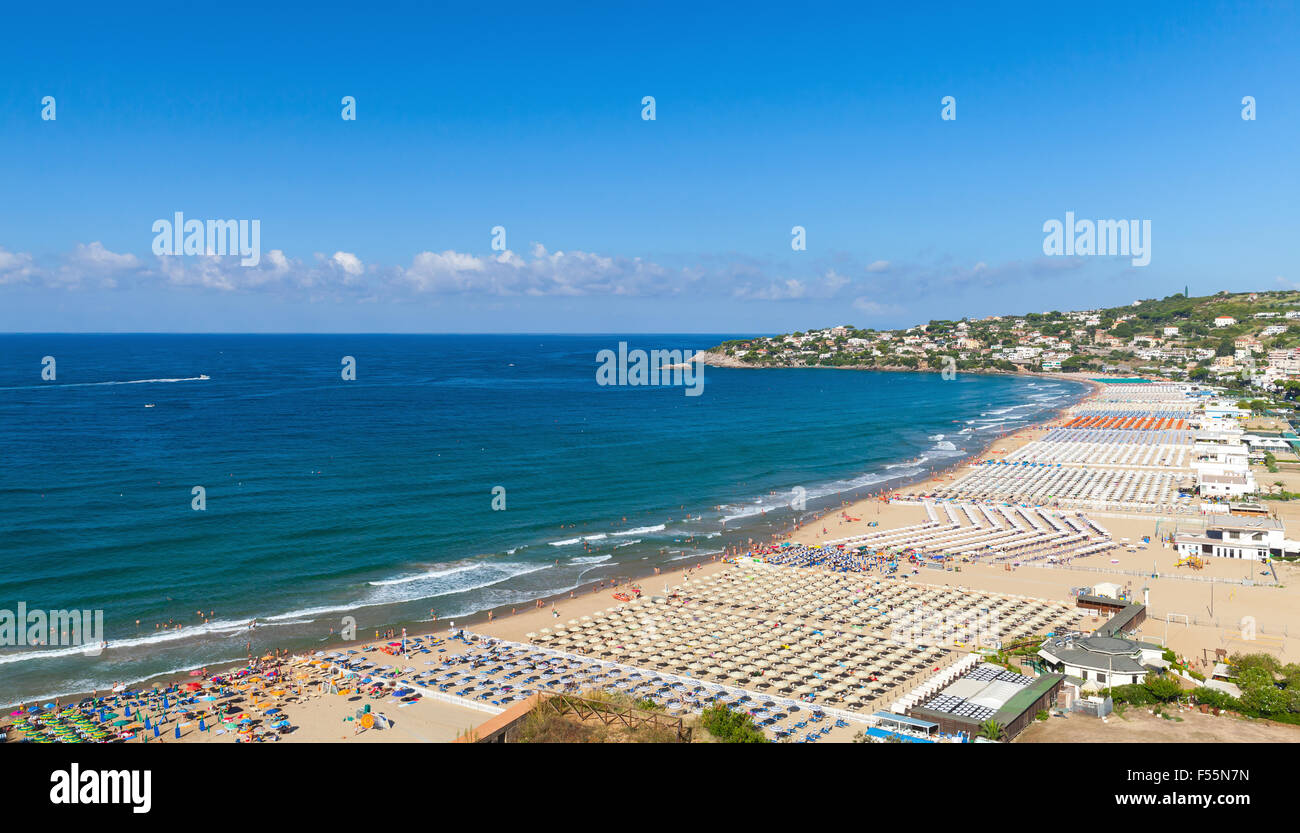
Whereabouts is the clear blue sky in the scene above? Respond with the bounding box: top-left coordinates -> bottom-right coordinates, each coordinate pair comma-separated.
1,1 -> 1297,332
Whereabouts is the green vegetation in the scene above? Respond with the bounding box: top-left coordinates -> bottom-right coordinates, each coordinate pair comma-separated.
698,703 -> 769,743
1104,675 -> 1185,706
1103,653 -> 1300,726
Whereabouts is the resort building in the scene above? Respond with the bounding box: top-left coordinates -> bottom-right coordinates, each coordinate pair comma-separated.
1241,433 -> 1293,453
1037,633 -> 1162,689
1035,598 -> 1158,690
1192,427 -> 1256,497
1174,514 -> 1300,561
905,664 -> 1064,741
1198,472 -> 1256,498
1203,402 -> 1248,420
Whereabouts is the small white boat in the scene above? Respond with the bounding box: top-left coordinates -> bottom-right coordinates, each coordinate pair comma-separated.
144,403 -> 155,408
198,374 -> 210,380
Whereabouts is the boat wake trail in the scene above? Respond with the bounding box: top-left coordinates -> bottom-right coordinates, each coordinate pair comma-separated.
0,376 -> 210,391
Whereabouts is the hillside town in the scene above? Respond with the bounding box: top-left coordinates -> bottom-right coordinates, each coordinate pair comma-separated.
704,290 -> 1300,398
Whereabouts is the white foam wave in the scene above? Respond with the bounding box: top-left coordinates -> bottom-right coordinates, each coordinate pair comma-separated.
570,555 -> 612,564
368,562 -> 482,587
0,616 -> 254,666
548,533 -> 608,546
613,524 -> 665,536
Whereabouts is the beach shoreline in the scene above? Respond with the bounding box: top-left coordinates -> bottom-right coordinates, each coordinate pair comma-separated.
19,374 -> 1299,746
2,372 -> 1100,713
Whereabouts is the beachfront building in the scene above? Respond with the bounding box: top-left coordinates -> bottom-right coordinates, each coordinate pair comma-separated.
1241,433 -> 1292,453
1203,401 -> 1248,420
906,663 -> 1064,741
1036,634 -> 1162,688
1197,472 -> 1256,498
1174,514 -> 1300,561
1088,582 -> 1125,601
1191,428 -> 1255,497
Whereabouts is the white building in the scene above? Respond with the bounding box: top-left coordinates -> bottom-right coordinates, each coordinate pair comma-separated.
1038,634 -> 1162,688
1174,515 -> 1300,561
1198,472 -> 1256,498
1192,426 -> 1256,497
1203,401 -> 1248,420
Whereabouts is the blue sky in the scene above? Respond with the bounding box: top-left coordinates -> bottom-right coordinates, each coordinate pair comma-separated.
1,1 -> 1297,332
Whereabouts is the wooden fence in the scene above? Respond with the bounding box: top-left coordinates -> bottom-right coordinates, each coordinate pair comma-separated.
543,693 -> 693,742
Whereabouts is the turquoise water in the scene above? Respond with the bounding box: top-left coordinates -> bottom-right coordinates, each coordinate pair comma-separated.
0,334 -> 1088,704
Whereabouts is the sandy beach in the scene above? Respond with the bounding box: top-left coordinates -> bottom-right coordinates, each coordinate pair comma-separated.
13,372 -> 1295,746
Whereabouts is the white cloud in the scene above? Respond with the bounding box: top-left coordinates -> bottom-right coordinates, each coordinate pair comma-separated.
70,241 -> 140,271
0,247 -> 36,285
330,251 -> 364,276
0,241 -> 1087,316
45,242 -> 142,287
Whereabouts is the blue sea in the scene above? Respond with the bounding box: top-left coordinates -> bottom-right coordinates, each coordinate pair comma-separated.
0,334 -> 1087,705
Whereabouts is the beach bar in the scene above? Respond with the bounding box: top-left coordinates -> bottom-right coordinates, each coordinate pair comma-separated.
905,665 -> 1064,741
871,711 -> 938,739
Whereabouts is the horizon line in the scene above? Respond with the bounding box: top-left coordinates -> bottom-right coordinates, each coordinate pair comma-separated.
0,330 -> 761,337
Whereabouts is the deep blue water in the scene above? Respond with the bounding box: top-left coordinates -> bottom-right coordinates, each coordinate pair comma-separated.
0,334 -> 1087,704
